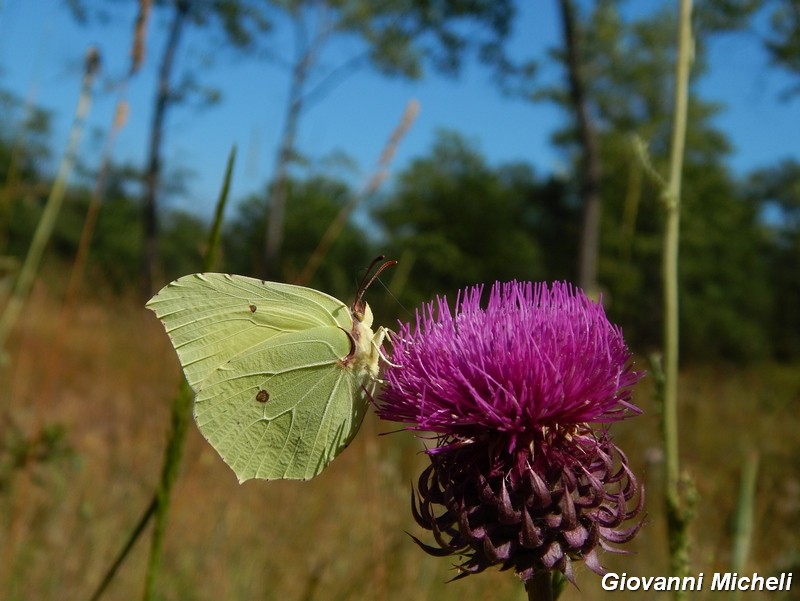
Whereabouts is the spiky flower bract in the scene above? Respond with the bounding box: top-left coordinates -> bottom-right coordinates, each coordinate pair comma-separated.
377,281 -> 645,583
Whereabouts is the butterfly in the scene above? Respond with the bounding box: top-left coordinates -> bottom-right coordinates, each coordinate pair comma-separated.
146,258 -> 393,482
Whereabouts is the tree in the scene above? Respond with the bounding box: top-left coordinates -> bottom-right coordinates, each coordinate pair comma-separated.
225,173 -> 375,300
538,1 -> 776,359
374,131 -> 551,312
260,0 -> 519,279
141,0 -> 271,297
762,0 -> 800,94
745,160 -> 800,358
69,0 -> 272,298
556,0 -> 602,295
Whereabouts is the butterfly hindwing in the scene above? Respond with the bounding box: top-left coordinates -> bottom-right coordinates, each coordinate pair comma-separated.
194,325 -> 369,481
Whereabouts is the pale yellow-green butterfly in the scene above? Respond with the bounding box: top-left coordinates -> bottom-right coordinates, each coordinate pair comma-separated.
146,258 -> 394,482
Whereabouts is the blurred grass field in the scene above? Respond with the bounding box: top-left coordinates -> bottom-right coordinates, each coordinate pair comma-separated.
1,280 -> 798,601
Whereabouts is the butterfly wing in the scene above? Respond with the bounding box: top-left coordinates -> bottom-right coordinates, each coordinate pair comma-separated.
146,273 -> 353,390
194,325 -> 370,481
147,273 -> 371,481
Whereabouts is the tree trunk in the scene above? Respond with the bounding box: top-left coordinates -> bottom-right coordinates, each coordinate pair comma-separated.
558,0 -> 602,294
263,44 -> 315,280
141,0 -> 189,299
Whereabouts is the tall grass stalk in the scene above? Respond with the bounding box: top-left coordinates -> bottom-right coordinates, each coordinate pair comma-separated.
730,450 -> 759,601
87,498 -> 157,601
0,47 -> 100,362
362,415 -> 388,601
662,0 -> 694,594
87,148 -> 236,601
294,99 -> 419,287
142,383 -> 194,601
15,4 -> 150,409
66,0 -> 150,307
142,147 -> 236,601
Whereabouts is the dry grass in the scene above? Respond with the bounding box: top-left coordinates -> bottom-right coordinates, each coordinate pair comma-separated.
1,284 -> 798,601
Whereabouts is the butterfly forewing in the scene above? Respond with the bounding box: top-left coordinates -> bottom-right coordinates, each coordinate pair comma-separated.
146,273 -> 353,390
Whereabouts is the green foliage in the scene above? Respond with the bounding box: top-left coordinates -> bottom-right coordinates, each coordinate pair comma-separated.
693,0 -> 764,35
310,0 -> 517,79
594,137 -> 665,350
0,91 -> 53,253
374,131 -> 564,310
89,195 -> 144,288
545,2 -> 727,152
595,143 -> 775,362
67,0 -> 272,51
224,175 -> 375,299
745,160 -> 800,358
539,2 -> 779,362
3,178 -> 209,293
763,0 -> 800,92
0,91 -> 52,185
158,210 -> 207,280
0,418 -> 70,492
679,162 -> 772,361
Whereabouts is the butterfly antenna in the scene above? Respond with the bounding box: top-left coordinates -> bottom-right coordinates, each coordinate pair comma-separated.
354,255 -> 397,315
375,277 -> 412,318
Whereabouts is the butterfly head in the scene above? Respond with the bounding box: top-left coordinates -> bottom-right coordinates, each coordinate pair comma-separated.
352,300 -> 374,328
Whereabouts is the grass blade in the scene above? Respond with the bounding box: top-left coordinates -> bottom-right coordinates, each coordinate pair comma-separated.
87,147 -> 236,601
0,48 -> 100,362
142,146 -> 236,601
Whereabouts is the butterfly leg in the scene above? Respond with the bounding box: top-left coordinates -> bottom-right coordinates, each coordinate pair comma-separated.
372,326 -> 401,370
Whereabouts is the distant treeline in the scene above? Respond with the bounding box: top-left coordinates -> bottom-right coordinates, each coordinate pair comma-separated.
2,128 -> 799,363
4,1 -> 800,365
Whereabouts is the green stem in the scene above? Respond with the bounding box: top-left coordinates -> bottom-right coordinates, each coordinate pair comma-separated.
87,497 -> 157,601
663,0 -> 693,595
141,146 -> 236,601
86,148 -> 235,601
730,450 -> 759,601
205,146 -> 236,272
142,383 -> 192,600
526,572 -> 553,601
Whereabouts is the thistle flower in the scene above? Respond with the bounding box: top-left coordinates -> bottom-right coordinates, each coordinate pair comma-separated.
377,281 -> 645,585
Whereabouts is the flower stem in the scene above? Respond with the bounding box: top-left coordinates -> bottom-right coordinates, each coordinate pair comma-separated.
662,0 -> 694,595
526,572 -> 554,601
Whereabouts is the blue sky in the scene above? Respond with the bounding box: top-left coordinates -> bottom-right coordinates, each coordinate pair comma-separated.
0,0 -> 797,222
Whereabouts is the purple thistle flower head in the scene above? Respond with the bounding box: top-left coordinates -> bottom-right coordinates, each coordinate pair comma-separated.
379,281 -> 642,439
377,281 -> 645,583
